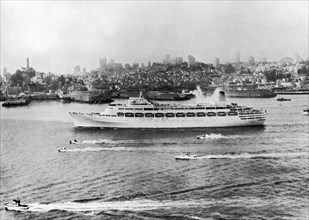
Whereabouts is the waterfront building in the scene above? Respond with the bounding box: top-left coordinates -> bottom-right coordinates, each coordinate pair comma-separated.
188,55 -> 196,67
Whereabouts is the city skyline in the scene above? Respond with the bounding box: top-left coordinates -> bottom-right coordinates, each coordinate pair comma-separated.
1,1 -> 308,74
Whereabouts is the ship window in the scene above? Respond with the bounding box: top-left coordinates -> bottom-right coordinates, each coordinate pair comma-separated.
165,113 -> 175,117
176,113 -> 185,117
155,113 -> 164,117
135,108 -> 143,110
145,113 -> 154,117
125,108 -> 133,110
119,108 -> 124,110
228,112 -> 238,116
197,112 -> 206,117
153,108 -> 159,111
125,113 -> 134,117
207,112 -> 216,117
144,108 -> 153,111
186,112 -> 195,117
135,113 -> 144,117
217,112 -> 227,116
206,107 -> 215,110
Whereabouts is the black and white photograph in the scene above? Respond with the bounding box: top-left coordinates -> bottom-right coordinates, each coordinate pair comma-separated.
1,1 -> 308,219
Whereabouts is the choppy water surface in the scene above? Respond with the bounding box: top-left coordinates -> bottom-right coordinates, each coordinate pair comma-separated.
1,96 -> 308,220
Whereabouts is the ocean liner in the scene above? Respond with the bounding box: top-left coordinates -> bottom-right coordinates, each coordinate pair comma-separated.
69,88 -> 266,128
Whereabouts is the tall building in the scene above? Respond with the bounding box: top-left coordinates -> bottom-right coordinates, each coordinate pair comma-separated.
26,58 -> 30,70
3,67 -> 7,76
214,58 -> 220,67
163,54 -> 171,65
74,65 -> 81,74
260,57 -> 267,63
82,67 -> 86,73
249,56 -> 255,66
235,51 -> 240,63
100,58 -> 107,72
109,59 -> 115,69
188,55 -> 196,67
174,57 -> 183,65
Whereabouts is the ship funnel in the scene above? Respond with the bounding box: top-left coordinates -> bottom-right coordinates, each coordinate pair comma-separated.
210,88 -> 227,103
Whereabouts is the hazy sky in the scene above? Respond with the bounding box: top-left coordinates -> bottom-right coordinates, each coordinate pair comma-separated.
1,1 -> 308,74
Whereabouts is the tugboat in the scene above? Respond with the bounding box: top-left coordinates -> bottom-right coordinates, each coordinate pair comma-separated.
4,199 -> 29,211
2,95 -> 31,107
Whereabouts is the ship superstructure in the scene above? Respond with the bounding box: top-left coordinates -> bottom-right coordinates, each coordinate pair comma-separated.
69,89 -> 266,128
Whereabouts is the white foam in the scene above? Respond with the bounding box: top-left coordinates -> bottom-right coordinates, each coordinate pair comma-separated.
26,199 -> 205,214
198,152 -> 308,160
198,133 -> 224,139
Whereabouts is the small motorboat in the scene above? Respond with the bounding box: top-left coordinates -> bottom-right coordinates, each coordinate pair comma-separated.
197,134 -> 222,139
175,153 -> 198,160
303,108 -> 309,115
197,135 -> 206,139
69,140 -> 82,144
58,147 -> 67,152
4,199 -> 29,211
277,97 -> 291,101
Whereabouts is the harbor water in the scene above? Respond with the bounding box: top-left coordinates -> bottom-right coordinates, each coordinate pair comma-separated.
1,95 -> 308,220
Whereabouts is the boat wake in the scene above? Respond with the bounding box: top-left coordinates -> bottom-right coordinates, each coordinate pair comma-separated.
59,147 -> 138,152
194,151 -> 308,160
70,139 -> 139,145
25,199 -> 209,215
197,133 -> 225,139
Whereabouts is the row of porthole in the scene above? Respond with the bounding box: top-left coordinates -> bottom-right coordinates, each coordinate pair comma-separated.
116,111 -> 239,117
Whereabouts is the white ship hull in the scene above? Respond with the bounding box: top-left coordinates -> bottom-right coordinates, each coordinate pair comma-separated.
69,112 -> 265,128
